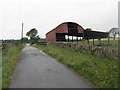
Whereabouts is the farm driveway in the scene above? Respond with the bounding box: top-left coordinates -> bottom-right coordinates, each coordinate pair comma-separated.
9,45 -> 96,88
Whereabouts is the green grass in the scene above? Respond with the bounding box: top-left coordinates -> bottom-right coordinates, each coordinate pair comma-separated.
36,44 -> 118,88
77,38 -> 119,51
0,49 -> 2,89
2,43 -> 24,88
0,40 -> 2,89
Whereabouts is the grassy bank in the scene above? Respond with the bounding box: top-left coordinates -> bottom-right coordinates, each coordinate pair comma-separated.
2,43 -> 24,88
0,48 -> 2,89
36,44 -> 118,88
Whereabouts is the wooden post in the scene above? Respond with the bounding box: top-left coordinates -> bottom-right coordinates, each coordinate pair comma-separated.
108,36 -> 110,45
87,38 -> 89,44
82,32 -> 84,44
72,36 -> 73,42
99,38 -> 101,45
93,38 -> 94,45
68,35 -> 69,42
77,36 -> 78,43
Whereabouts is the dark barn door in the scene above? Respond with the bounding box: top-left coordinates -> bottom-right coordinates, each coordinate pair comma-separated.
68,22 -> 78,34
56,33 -> 66,41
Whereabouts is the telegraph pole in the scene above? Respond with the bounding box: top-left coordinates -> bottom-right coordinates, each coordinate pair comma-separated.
21,23 -> 23,44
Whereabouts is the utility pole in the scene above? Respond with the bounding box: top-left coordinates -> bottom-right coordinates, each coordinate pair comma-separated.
21,23 -> 23,44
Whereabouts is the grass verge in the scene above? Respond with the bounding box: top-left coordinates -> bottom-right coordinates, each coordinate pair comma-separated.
2,43 -> 24,88
36,44 -> 118,88
0,48 -> 2,89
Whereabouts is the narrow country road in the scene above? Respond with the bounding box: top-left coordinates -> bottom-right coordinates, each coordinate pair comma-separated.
9,45 -> 96,88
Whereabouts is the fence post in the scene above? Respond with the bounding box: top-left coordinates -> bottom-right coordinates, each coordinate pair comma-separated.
93,38 -> 94,45
99,38 -> 101,45
87,38 -> 89,45
68,35 -> 69,42
77,37 -> 78,43
72,36 -> 73,42
108,36 -> 110,45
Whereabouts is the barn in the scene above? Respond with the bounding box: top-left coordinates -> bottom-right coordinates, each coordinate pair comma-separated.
46,22 -> 109,43
46,22 -> 84,43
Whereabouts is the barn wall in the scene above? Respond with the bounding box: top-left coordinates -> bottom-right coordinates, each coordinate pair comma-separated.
78,25 -> 84,33
46,29 -> 56,43
55,23 -> 68,33
46,23 -> 68,43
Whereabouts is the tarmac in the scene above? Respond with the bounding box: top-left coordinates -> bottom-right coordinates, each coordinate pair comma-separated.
9,45 -> 96,88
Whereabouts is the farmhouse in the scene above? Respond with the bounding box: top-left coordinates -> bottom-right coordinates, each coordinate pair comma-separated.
46,22 -> 109,43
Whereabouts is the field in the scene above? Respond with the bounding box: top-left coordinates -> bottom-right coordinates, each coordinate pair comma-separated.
2,43 -> 24,88
0,49 -> 2,89
36,38 -> 119,88
0,40 -> 2,89
80,38 -> 119,49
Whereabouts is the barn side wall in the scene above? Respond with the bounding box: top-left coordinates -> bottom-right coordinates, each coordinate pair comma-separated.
55,23 -> 68,33
46,30 -> 56,43
46,23 -> 68,43
78,25 -> 84,33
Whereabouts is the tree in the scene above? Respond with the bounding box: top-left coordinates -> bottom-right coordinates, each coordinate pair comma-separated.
118,28 -> 120,36
26,28 -> 39,44
109,28 -> 119,40
85,28 -> 92,43
85,28 -> 92,31
34,35 -> 40,43
22,37 -> 28,43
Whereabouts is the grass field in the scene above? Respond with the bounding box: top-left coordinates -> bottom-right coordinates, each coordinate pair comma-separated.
78,38 -> 119,49
0,49 -> 2,89
0,40 -> 2,89
36,39 -> 119,88
2,43 -> 24,88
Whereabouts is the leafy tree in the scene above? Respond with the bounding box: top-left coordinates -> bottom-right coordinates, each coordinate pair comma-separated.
22,37 -> 28,43
34,35 -> 40,43
109,28 -> 119,40
26,28 -> 39,44
85,28 -> 92,31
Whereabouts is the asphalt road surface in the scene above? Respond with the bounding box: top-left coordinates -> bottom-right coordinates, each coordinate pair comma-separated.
9,45 -> 96,88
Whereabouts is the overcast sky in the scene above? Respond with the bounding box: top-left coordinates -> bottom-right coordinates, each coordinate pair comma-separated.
0,0 -> 119,39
